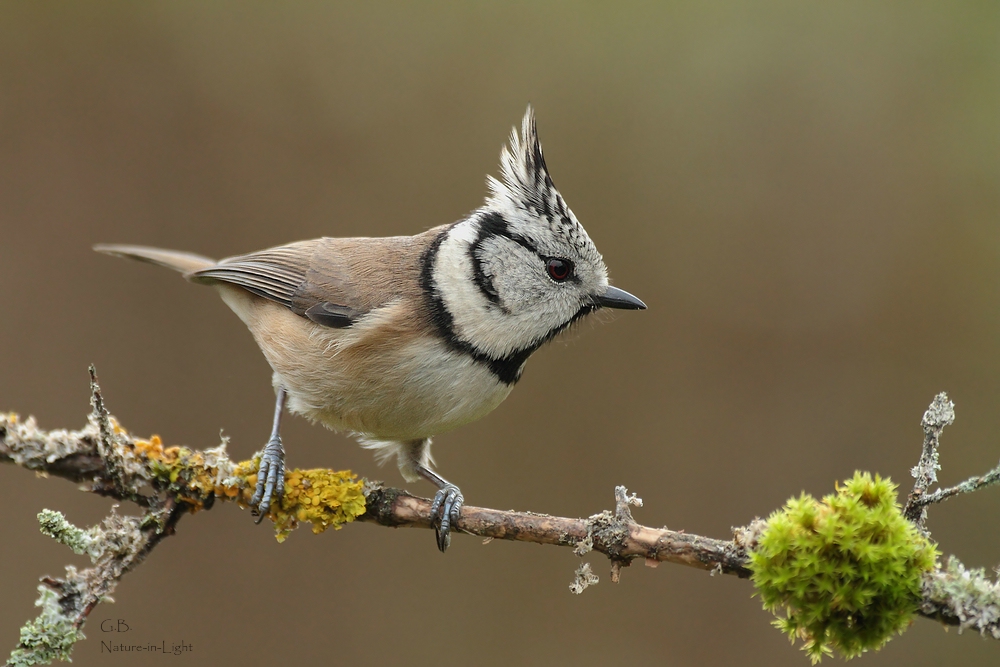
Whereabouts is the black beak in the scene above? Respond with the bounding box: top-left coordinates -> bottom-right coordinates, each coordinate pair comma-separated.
592,285 -> 647,310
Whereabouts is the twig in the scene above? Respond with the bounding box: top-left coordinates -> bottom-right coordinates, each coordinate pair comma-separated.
904,392 -> 954,527
360,485 -> 750,576
904,392 -> 1000,528
920,467 -> 1000,506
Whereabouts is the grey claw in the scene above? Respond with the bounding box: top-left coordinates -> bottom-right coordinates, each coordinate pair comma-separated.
430,483 -> 464,552
250,436 -> 285,523
435,526 -> 449,552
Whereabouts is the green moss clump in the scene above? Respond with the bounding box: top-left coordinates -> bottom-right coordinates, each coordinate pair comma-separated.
750,472 -> 938,663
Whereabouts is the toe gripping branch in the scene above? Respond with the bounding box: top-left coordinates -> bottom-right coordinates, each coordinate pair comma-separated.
418,465 -> 465,552
251,435 -> 285,522
250,388 -> 287,522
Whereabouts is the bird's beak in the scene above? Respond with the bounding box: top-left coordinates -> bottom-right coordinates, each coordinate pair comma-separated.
592,285 -> 647,310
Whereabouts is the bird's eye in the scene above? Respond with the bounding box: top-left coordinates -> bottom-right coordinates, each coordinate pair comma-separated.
546,258 -> 573,282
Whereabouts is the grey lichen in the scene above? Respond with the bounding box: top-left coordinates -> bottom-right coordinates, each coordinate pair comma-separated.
919,463 -> 1000,507
910,394 -> 952,489
0,415 -> 96,469
922,556 -> 1000,638
37,508 -> 144,564
7,587 -> 85,667
569,563 -> 600,595
37,510 -> 98,559
587,509 -> 629,558
732,518 -> 767,552
920,393 -> 956,432
10,504 -> 148,665
729,517 -> 768,568
905,392 -> 955,529
89,368 -> 152,499
572,530 -> 594,556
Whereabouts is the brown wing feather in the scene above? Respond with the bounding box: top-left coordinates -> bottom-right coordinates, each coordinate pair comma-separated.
187,227 -> 446,327
191,240 -> 317,309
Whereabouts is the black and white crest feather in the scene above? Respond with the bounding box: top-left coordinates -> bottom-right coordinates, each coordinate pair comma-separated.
486,108 -> 592,253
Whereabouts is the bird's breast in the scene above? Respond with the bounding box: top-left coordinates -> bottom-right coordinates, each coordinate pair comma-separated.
296,334 -> 514,440
224,288 -> 514,440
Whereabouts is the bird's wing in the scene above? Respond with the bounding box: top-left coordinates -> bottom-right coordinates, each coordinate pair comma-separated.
190,239 -> 363,328
188,232 -> 440,328
191,241 -> 315,309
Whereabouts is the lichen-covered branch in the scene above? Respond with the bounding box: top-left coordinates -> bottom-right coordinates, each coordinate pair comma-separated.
920,556 -> 1000,638
904,392 -> 955,527
3,377 -> 1000,665
902,393 -> 1000,528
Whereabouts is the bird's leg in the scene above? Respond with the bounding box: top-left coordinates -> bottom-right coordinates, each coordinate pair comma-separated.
250,387 -> 287,523
417,464 -> 464,552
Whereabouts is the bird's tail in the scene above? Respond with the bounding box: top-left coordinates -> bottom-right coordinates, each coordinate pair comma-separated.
94,244 -> 217,275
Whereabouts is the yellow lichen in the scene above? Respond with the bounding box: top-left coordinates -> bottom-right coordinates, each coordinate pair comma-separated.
125,431 -> 364,538
266,468 -> 367,542
131,436 -> 224,511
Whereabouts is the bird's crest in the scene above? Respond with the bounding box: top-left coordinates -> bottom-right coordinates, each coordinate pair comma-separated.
486,106 -> 574,226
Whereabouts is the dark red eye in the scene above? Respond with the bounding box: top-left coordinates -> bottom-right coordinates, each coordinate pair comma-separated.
546,258 -> 573,282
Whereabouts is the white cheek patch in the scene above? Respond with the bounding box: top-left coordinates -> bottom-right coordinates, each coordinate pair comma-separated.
481,239 -> 547,308
434,221 -> 582,360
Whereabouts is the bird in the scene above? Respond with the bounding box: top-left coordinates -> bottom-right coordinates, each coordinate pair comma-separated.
95,107 -> 646,551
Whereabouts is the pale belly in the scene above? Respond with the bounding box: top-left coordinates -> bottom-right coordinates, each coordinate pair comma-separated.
280,334 -> 513,439
218,286 -> 514,440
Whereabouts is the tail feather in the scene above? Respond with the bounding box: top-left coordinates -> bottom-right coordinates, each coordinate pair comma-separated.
94,244 -> 217,275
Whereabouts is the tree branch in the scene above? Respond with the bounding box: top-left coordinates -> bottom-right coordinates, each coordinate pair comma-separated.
360,486 -> 753,577
3,376 -> 1000,665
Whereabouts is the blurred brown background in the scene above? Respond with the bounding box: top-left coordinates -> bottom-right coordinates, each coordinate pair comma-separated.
1,3 -> 998,666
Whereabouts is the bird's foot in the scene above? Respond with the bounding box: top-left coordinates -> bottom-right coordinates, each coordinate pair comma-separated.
428,483 -> 464,552
250,435 -> 285,523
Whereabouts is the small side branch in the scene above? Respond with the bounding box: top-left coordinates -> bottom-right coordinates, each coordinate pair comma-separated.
904,392 -> 954,527
920,466 -> 1000,506
904,392 -> 1000,527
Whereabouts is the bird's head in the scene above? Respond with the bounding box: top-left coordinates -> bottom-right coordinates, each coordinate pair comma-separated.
425,107 -> 645,384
